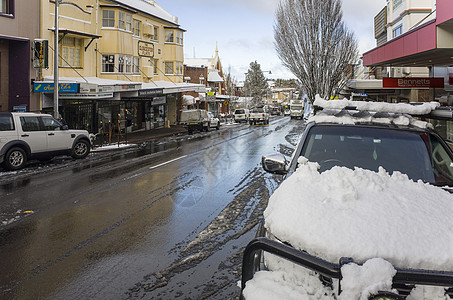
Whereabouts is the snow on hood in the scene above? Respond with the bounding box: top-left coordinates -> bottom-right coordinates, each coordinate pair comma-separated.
263,157 -> 453,271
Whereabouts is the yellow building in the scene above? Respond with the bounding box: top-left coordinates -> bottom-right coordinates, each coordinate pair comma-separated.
35,0 -> 204,133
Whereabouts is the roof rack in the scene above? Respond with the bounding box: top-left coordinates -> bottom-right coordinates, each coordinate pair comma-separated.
313,96 -> 453,121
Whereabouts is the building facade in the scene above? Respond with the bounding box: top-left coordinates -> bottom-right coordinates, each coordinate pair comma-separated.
26,0 -> 203,135
0,0 -> 40,112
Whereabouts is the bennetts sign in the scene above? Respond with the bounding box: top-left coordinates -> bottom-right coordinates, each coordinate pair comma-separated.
383,77 -> 444,89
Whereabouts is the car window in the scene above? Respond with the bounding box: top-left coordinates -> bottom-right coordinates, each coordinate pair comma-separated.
301,126 -> 453,186
430,135 -> 453,186
0,115 -> 14,131
235,110 -> 245,114
42,117 -> 62,131
20,116 -> 41,132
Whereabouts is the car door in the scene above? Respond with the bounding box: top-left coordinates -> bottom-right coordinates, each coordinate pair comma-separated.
18,116 -> 48,153
41,116 -> 72,151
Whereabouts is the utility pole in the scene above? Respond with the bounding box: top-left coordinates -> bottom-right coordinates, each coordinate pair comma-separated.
54,0 -> 60,118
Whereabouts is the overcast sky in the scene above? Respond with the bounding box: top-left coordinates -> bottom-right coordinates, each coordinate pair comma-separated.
158,0 -> 387,81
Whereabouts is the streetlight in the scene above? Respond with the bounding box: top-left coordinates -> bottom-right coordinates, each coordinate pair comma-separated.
54,0 -> 60,118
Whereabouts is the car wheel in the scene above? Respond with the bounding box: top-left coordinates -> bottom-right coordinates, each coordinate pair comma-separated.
71,139 -> 90,159
205,125 -> 210,132
3,147 -> 27,170
216,123 -> 220,130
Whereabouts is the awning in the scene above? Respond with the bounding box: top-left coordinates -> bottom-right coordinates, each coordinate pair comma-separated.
208,70 -> 224,83
363,0 -> 453,67
141,81 -> 206,94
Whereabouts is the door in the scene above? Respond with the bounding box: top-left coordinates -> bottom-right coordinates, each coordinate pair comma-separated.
41,116 -> 72,151
18,116 -> 48,153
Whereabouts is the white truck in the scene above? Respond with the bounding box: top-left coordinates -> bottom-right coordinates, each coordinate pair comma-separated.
249,107 -> 269,125
290,100 -> 304,119
180,109 -> 220,134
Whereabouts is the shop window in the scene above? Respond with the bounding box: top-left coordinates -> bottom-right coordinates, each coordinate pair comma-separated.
165,61 -> 174,74
0,0 -> 14,16
102,10 -> 115,27
102,55 -> 115,72
60,36 -> 82,68
392,25 -> 402,38
133,19 -> 141,36
165,30 -> 174,43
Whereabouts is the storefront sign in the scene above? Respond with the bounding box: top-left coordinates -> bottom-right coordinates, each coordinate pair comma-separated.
58,93 -> 114,99
139,88 -> 163,97
383,77 -> 444,89
138,41 -> 154,58
352,93 -> 368,97
33,82 -> 79,93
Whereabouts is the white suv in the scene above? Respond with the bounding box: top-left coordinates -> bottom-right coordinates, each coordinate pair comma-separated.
0,112 -> 91,170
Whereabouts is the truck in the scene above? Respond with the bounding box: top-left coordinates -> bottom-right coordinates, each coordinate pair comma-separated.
290,99 -> 304,119
248,107 -> 269,125
180,109 -> 219,134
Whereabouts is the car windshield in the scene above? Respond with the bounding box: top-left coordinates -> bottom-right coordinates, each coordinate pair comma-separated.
252,108 -> 264,113
301,126 -> 453,186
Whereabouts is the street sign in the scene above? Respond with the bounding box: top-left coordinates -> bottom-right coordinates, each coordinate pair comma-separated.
223,100 -> 229,106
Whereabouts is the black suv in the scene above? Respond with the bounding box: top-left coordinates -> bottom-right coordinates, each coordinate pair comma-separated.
241,100 -> 453,299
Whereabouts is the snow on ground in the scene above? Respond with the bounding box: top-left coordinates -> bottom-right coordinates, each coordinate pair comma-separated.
243,156 -> 453,299
91,143 -> 137,152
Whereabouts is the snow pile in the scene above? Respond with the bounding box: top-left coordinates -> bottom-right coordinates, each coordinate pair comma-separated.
313,95 -> 440,114
264,157 -> 453,271
339,258 -> 396,300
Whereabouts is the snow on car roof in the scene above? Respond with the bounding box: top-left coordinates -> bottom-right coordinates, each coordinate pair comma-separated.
263,157 -> 453,272
309,96 -> 437,130
313,95 -> 440,114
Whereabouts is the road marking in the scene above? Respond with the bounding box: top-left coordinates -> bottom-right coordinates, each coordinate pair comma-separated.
149,155 -> 187,170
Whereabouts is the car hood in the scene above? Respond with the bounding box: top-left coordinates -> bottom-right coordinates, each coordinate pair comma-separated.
264,157 -> 453,272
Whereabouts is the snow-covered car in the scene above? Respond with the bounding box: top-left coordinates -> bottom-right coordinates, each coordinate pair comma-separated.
241,97 -> 453,300
0,112 -> 91,171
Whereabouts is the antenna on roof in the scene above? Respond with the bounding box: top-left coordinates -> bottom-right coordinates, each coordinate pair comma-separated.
193,47 -> 196,58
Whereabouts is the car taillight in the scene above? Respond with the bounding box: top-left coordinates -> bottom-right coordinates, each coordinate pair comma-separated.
262,114 -> 265,117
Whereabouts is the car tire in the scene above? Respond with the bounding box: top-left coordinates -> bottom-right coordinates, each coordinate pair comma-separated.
216,123 -> 220,130
3,147 -> 27,170
71,139 -> 90,159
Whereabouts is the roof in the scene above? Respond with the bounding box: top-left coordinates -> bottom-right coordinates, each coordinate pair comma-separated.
184,58 -> 213,68
207,70 -> 224,82
110,0 -> 178,25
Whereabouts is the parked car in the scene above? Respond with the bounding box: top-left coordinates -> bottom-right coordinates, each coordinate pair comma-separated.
249,107 -> 269,125
234,109 -> 249,123
180,109 -> 219,134
241,98 -> 453,299
283,109 -> 290,116
0,112 -> 91,170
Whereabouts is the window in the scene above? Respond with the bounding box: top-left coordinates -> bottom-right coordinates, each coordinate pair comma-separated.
118,55 -> 125,72
393,0 -> 402,10
176,31 -> 183,45
102,10 -> 115,27
133,20 -> 141,36
0,0 -> 13,16
126,14 -> 132,32
134,57 -> 140,73
175,62 -> 183,75
165,30 -> 174,43
42,117 -> 61,131
165,61 -> 174,74
60,36 -> 82,67
151,59 -> 158,74
392,25 -> 402,38
20,117 -> 41,132
125,56 -> 132,73
153,27 -> 159,42
102,55 -> 115,72
119,11 -> 125,29
0,115 -> 14,131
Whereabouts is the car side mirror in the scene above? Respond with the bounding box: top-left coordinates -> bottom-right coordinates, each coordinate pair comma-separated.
61,125 -> 69,130
262,153 -> 288,175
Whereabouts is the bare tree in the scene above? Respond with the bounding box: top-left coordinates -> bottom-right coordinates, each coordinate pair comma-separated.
274,0 -> 358,103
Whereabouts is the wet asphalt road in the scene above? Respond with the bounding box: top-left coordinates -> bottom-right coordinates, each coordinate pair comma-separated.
0,116 -> 306,300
